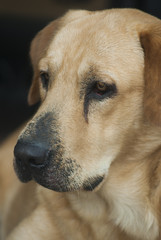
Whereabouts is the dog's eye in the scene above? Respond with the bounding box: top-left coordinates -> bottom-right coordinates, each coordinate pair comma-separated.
40,71 -> 49,89
84,81 -> 117,121
93,82 -> 109,96
88,81 -> 117,100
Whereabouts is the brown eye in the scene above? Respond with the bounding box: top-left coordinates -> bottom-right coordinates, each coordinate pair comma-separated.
95,82 -> 108,94
86,80 -> 117,99
40,71 -> 49,89
93,81 -> 109,96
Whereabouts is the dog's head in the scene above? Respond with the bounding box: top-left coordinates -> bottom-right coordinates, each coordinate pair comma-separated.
14,9 -> 161,192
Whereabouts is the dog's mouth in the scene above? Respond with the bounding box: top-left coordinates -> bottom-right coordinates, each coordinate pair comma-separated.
14,156 -> 104,192
13,145 -> 104,192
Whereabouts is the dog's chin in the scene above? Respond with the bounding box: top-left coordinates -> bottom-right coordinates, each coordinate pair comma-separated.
34,175 -> 104,192
15,171 -> 104,193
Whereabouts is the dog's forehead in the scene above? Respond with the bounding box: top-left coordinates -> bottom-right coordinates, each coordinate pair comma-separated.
39,10 -> 144,89
47,12 -> 134,57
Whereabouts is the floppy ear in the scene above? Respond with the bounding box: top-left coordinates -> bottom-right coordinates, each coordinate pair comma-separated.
140,23 -> 161,126
28,20 -> 61,105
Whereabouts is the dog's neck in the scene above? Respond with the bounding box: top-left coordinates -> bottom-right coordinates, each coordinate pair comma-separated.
99,124 -> 161,240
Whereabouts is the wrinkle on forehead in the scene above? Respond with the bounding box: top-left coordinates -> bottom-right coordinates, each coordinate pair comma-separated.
45,14 -> 108,65
38,11 -> 144,91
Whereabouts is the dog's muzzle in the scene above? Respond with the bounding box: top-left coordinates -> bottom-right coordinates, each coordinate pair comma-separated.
13,111 -> 80,192
13,113 -> 104,192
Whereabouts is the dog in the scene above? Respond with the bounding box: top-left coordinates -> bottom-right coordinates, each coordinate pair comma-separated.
1,8 -> 161,240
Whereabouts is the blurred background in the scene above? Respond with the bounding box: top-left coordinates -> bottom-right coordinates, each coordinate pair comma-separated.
1,0 -> 161,142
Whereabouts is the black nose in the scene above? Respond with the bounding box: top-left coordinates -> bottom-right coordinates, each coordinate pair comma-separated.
14,141 -> 49,168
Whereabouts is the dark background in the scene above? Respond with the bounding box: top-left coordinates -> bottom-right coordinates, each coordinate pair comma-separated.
1,0 -> 161,142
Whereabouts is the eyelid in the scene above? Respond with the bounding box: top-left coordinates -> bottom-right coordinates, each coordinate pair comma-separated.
39,58 -> 49,71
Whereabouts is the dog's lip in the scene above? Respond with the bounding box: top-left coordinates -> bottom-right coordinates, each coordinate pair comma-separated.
83,175 -> 104,191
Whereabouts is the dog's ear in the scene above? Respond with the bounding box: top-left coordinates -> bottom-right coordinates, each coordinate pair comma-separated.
140,22 -> 161,126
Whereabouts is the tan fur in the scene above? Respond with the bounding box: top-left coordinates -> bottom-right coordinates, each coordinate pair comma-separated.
1,8 -> 161,240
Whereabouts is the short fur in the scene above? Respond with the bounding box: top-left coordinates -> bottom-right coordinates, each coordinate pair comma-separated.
1,8 -> 161,240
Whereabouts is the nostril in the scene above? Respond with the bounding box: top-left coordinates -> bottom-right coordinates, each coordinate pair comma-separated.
29,157 -> 40,166
28,152 -> 49,167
